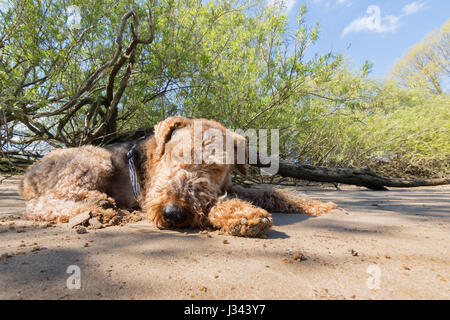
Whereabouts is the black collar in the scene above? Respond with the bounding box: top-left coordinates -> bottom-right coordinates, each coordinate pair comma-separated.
127,143 -> 142,198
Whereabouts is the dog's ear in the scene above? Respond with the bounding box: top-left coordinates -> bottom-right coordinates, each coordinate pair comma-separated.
154,116 -> 191,158
231,132 -> 248,175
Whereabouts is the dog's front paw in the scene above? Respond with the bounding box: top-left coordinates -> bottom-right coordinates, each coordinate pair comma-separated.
209,199 -> 273,237
228,215 -> 273,237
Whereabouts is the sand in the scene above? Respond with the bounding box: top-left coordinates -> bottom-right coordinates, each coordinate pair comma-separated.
0,175 -> 449,299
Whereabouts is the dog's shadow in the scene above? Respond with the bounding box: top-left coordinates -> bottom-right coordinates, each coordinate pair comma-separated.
272,212 -> 311,226
160,227 -> 290,239
265,213 -> 314,239
265,229 -> 289,239
128,212 -> 314,240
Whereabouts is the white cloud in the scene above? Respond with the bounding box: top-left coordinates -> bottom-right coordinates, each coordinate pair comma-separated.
342,3 -> 425,37
402,1 -> 426,15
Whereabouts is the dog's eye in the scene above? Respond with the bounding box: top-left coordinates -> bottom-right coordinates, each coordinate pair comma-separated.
166,129 -> 177,142
166,128 -> 183,143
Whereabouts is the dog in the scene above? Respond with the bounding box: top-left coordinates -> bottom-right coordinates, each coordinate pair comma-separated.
19,117 -> 336,237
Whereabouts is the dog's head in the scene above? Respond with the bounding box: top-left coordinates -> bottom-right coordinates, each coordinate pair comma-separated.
142,116 -> 247,228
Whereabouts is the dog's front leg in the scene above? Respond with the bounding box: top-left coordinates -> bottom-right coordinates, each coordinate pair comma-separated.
208,198 -> 273,237
229,185 -> 337,216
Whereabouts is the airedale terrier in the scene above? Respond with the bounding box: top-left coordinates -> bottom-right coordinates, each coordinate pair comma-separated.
19,117 -> 336,237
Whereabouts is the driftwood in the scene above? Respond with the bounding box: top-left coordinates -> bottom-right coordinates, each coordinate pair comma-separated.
253,160 -> 450,190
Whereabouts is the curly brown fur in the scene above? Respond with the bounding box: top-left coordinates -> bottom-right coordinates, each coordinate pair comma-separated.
229,185 -> 337,216
209,198 -> 273,237
20,117 -> 337,237
20,146 -> 117,222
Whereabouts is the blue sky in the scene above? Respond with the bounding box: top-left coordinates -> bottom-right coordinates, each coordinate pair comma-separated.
271,0 -> 450,78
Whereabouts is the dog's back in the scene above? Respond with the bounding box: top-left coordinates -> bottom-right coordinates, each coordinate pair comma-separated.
19,146 -> 114,201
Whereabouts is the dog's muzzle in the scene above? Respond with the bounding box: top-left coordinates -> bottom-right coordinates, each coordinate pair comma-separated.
162,203 -> 187,226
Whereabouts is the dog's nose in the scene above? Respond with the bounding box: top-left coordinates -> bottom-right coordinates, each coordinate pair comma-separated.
162,203 -> 187,225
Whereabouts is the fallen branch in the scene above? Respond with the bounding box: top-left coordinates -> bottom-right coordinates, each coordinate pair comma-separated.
253,160 -> 450,190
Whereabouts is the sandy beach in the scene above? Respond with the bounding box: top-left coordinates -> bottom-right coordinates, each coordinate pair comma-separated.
0,175 -> 449,299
